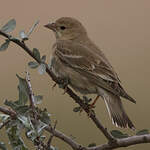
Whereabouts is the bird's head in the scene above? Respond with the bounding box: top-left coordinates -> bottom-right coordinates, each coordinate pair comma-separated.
44,17 -> 87,40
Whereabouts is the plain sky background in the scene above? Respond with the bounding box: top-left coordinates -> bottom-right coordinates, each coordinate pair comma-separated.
0,0 -> 150,149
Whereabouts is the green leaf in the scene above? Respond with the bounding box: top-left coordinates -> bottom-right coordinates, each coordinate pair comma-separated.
16,74 -> 29,105
26,129 -> 37,141
28,61 -> 39,69
1,19 -> 16,33
73,107 -> 81,112
6,123 -> 28,150
4,99 -> 18,110
34,95 -> 43,105
19,31 -> 28,41
34,121 -> 47,136
38,63 -> 46,75
0,141 -> 7,150
33,48 -> 40,60
17,115 -> 32,129
110,130 -> 128,138
0,40 -> 10,51
41,55 -> 46,62
136,129 -> 149,135
88,143 -> 96,147
39,109 -> 51,125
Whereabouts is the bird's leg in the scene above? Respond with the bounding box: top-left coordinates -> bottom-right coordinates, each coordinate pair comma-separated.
90,95 -> 100,108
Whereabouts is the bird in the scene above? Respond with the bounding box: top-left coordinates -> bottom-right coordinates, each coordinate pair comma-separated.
44,17 -> 136,129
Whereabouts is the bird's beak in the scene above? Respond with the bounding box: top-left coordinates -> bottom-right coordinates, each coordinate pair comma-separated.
44,23 -> 57,31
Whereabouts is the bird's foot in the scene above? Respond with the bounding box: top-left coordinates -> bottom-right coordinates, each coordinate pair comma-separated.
79,96 -> 95,116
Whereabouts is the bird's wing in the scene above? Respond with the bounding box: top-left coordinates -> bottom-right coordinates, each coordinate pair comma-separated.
54,40 -> 136,103
54,40 -> 121,94
55,40 -> 119,81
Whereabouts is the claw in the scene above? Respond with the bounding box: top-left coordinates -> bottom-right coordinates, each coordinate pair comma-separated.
52,83 -> 57,90
62,86 -> 68,95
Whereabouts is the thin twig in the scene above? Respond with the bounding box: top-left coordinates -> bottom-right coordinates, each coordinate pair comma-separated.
0,106 -> 16,118
0,102 -> 150,150
26,71 -> 37,119
47,120 -> 58,148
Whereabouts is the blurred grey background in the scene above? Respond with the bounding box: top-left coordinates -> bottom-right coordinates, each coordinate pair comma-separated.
0,0 -> 150,149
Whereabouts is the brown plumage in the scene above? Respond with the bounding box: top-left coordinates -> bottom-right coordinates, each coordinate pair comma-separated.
44,17 -> 136,129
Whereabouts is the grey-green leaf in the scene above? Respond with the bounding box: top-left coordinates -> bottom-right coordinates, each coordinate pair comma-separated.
0,141 -> 7,150
28,61 -> 39,69
0,114 -> 9,122
136,129 -> 149,135
0,40 -> 10,51
73,107 -> 81,112
16,74 -> 29,105
17,115 -> 32,129
6,124 -> 28,150
19,31 -> 28,41
41,55 -> 46,62
33,48 -> 40,60
38,63 -> 46,75
110,130 -> 128,138
34,95 -> 43,105
1,19 -> 16,33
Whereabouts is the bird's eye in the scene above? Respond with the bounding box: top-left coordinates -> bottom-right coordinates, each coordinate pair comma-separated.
60,26 -> 66,30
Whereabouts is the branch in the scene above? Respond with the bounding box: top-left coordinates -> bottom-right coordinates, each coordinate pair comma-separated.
0,30 -> 114,142
0,106 -> 16,118
87,134 -> 150,150
0,106 -> 82,150
45,126 -> 82,150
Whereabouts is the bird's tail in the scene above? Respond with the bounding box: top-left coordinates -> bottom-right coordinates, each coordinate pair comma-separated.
99,89 -> 135,129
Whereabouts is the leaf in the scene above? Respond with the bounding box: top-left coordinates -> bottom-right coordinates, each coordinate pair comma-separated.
27,20 -> 39,37
34,121 -> 47,136
33,48 -> 40,60
0,141 -> 7,150
88,143 -> 96,147
41,55 -> 46,62
0,114 -> 9,122
4,100 -> 18,110
28,61 -> 39,69
1,19 -> 16,33
26,129 -> 37,141
38,63 -> 46,75
110,130 -> 128,138
17,115 -> 32,129
6,124 -> 28,150
16,74 -> 29,105
19,31 -> 28,41
15,105 -> 29,114
34,95 -> 43,105
136,129 -> 149,135
0,40 -> 10,51
73,107 -> 81,112
39,109 -> 51,125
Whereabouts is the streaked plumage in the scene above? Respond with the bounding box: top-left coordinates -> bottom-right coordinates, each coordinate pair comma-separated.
44,17 -> 136,129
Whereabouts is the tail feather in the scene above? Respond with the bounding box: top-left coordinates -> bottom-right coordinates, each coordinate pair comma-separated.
99,89 -> 135,129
